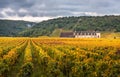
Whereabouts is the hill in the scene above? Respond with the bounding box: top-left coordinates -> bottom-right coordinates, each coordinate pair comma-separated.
101,32 -> 120,38
0,20 -> 35,36
1,16 -> 120,37
20,15 -> 120,37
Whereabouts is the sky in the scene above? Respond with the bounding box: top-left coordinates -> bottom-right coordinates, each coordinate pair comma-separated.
0,0 -> 120,22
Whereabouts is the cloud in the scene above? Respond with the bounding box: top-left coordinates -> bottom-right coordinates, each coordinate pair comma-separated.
18,8 -> 28,13
0,0 -> 120,22
0,15 -> 55,22
0,8 -> 15,17
71,12 -> 103,16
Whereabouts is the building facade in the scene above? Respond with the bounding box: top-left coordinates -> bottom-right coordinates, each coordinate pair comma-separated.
60,31 -> 100,38
74,31 -> 100,38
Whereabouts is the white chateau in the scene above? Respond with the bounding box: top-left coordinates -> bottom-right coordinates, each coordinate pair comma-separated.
60,31 -> 100,38
74,31 -> 100,38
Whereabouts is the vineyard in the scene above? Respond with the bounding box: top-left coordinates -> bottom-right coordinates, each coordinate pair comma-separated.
0,37 -> 120,77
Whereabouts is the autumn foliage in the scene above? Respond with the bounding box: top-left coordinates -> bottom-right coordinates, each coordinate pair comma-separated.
0,37 -> 120,77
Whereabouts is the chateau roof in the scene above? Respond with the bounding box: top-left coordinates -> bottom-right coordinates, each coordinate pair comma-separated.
74,31 -> 99,33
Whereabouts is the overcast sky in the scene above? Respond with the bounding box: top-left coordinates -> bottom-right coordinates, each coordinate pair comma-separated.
0,0 -> 120,22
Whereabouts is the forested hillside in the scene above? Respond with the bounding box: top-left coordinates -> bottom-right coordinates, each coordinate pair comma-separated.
0,20 -> 34,36
1,16 -> 120,37
20,16 -> 120,37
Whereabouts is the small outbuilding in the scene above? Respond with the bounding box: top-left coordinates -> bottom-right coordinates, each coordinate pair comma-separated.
60,32 -> 74,37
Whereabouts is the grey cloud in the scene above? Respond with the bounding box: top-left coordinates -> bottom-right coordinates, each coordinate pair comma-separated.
0,0 -> 120,20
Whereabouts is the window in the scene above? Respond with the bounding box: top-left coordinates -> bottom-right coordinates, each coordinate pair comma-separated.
82,33 -> 84,35
89,33 -> 91,35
